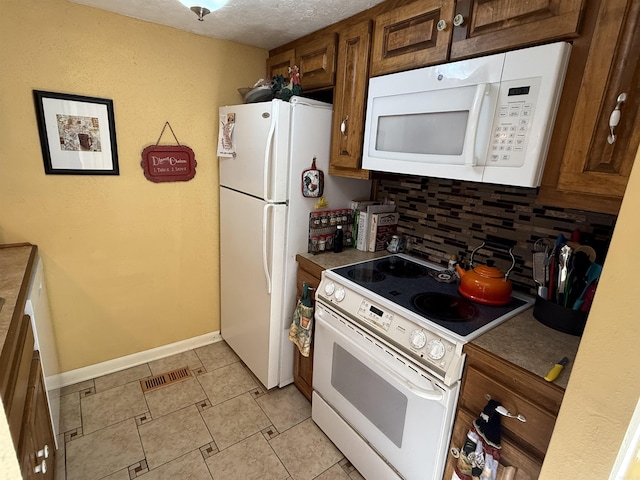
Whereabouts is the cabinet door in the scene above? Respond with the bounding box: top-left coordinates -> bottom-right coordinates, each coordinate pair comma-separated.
266,49 -> 295,81
450,0 -> 584,59
329,20 -> 372,179
293,260 -> 322,401
370,0 -> 454,77
20,353 -> 55,480
555,0 -> 640,201
538,0 -> 640,214
296,34 -> 337,90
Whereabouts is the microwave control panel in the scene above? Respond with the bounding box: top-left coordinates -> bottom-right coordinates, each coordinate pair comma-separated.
489,78 -> 541,167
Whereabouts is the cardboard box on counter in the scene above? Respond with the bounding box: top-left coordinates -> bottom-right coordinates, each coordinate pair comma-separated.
368,212 -> 399,252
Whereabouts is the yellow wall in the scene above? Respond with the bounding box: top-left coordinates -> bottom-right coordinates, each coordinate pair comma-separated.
541,148 -> 640,476
0,0 -> 266,371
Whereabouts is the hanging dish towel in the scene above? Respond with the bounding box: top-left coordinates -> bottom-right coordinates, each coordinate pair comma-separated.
451,399 -> 503,480
289,283 -> 314,357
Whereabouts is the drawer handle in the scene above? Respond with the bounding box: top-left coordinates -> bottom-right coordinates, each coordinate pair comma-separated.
485,394 -> 526,422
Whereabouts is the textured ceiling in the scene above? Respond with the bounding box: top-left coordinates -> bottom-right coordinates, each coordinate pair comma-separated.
68,0 -> 386,50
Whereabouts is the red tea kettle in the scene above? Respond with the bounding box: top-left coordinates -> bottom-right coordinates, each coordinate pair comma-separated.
455,242 -> 516,306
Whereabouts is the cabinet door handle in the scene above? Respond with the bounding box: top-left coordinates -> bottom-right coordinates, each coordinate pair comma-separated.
37,445 -> 50,458
34,459 -> 47,474
453,14 -> 465,26
340,115 -> 349,137
608,92 -> 627,144
436,19 -> 448,31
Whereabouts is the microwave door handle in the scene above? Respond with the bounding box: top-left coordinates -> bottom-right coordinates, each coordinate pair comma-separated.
262,204 -> 272,294
464,83 -> 489,166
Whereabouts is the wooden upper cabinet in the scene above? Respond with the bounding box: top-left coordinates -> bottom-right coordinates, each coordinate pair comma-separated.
450,0 -> 584,60
370,0 -> 455,77
329,20 -> 372,179
296,34 -> 338,90
556,0 -> 640,199
538,0 -> 640,214
266,49 -> 295,81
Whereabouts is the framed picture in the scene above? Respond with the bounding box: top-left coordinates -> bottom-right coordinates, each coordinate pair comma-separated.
33,90 -> 119,175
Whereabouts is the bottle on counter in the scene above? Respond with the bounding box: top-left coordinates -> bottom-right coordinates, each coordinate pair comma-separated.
333,225 -> 344,253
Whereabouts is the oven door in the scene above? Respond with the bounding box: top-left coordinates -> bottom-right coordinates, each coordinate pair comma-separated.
313,303 -> 459,480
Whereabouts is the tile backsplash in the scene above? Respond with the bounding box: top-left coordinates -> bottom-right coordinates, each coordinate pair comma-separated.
374,174 -> 617,294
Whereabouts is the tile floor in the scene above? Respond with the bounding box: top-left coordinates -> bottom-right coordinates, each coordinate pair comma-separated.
55,341 -> 363,480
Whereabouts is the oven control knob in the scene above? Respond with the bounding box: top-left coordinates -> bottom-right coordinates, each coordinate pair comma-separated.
428,340 -> 446,360
324,282 -> 335,296
409,330 -> 427,349
334,287 -> 346,302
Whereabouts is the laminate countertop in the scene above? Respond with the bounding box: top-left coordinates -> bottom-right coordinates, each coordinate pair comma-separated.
0,244 -> 36,353
297,249 -> 582,390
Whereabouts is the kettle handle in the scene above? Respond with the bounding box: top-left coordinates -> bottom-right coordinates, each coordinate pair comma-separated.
469,241 -> 516,280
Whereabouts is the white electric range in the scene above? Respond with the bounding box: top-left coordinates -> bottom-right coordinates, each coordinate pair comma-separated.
311,254 -> 532,480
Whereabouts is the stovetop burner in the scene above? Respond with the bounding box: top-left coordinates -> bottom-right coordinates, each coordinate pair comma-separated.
331,254 -> 528,338
348,267 -> 385,283
412,292 -> 477,322
378,257 -> 428,278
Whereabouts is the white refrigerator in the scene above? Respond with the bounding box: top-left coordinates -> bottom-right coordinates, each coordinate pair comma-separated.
219,98 -> 371,389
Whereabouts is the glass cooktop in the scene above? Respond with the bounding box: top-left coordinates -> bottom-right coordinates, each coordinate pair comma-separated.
332,255 -> 527,338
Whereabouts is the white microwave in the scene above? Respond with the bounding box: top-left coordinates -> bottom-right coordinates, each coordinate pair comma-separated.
362,42 -> 571,187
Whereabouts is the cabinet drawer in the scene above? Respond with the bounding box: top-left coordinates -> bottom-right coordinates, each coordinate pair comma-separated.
460,364 -> 557,457
446,408 -> 542,480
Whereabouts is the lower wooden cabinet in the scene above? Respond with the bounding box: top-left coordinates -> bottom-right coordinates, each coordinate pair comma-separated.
443,343 -> 564,479
19,351 -> 55,480
293,255 -> 323,401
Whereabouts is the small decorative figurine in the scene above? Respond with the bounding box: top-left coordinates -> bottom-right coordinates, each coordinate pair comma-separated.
271,65 -> 302,102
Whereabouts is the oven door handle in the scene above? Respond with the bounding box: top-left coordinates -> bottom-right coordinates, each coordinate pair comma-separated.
317,310 -> 444,402
372,352 -> 444,402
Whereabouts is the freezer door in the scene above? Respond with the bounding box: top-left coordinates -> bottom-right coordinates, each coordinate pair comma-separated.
219,100 -> 291,202
219,187 -> 287,389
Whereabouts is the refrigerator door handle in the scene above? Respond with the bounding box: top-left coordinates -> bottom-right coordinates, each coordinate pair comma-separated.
262,204 -> 273,294
263,102 -> 278,202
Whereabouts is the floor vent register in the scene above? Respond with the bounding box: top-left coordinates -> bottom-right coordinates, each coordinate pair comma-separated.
140,366 -> 193,392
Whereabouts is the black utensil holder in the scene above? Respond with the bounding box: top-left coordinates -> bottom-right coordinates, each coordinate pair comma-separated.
533,296 -> 587,336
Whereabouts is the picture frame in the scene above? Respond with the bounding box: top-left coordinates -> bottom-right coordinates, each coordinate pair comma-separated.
33,90 -> 119,175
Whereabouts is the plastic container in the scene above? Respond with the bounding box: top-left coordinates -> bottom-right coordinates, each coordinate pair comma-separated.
532,296 -> 587,336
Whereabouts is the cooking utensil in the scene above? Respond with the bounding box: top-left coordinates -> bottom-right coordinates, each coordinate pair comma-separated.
544,357 -> 569,382
565,250 -> 591,307
556,244 -> 572,304
573,262 -> 602,310
532,251 -> 548,298
533,238 -> 553,298
455,242 -> 515,306
574,245 -> 597,263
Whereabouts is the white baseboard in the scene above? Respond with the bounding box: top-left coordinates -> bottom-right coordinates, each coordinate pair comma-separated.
50,331 -> 222,389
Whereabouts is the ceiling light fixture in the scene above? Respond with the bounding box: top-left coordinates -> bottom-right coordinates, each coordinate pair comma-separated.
177,0 -> 228,21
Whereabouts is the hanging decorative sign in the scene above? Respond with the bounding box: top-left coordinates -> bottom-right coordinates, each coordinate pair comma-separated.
141,122 -> 197,183
301,157 -> 324,198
